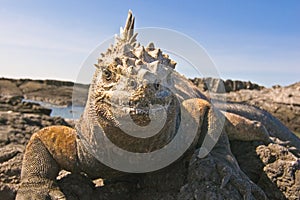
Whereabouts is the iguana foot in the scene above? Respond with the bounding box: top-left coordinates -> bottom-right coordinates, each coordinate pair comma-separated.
179,130 -> 267,200
210,132 -> 267,200
16,179 -> 66,200
215,160 -> 266,200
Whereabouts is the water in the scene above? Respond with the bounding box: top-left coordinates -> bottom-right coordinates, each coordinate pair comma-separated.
50,104 -> 84,119
22,99 -> 85,119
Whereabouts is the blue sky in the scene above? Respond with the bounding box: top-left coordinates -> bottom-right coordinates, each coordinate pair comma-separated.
0,0 -> 299,87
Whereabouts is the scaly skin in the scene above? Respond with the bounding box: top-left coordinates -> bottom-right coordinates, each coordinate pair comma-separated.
16,11 -> 300,199
16,126 -> 76,199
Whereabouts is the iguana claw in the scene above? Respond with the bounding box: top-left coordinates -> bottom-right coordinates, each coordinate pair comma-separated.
49,189 -> 66,200
16,184 -> 66,200
180,136 -> 268,200
217,164 -> 232,189
215,154 -> 267,200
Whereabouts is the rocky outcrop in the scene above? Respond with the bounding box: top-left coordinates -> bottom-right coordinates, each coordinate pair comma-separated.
256,143 -> 300,199
230,140 -> 300,200
190,77 -> 264,93
1,77 -> 264,106
0,78 -> 88,106
0,96 -> 51,116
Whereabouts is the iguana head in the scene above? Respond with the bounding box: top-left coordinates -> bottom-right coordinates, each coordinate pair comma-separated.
87,11 -> 181,152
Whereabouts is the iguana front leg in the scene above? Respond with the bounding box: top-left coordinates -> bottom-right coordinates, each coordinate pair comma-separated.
180,141 -> 267,200
180,99 -> 267,199
16,126 -> 78,200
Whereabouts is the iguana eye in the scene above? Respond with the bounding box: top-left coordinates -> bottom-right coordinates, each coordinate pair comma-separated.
102,69 -> 112,81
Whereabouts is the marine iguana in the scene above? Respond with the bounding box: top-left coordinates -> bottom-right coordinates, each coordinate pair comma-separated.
16,11 -> 300,200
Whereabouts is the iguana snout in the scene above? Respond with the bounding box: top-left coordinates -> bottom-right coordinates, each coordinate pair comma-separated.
128,82 -> 174,126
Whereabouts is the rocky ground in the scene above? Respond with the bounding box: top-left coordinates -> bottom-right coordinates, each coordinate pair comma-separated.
0,78 -> 299,199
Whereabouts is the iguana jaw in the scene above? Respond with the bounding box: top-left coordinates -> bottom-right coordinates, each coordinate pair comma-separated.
95,88 -> 175,127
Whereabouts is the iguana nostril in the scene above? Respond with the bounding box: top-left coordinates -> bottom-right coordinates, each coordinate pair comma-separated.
129,100 -> 134,107
154,83 -> 160,90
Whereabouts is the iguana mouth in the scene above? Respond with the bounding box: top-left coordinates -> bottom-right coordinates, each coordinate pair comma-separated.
129,107 -> 151,126
108,100 -> 172,126
129,108 -> 149,115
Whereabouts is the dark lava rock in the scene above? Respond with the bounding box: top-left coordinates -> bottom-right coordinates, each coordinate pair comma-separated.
230,140 -> 300,200
0,95 -> 51,115
256,143 -> 300,200
190,77 -> 264,93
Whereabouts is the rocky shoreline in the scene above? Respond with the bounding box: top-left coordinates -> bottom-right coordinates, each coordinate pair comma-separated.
0,77 -> 299,199
1,77 -> 298,134
0,78 -> 89,106
0,77 -> 266,105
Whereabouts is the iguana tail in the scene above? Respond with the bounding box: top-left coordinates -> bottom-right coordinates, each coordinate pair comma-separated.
215,101 -> 300,152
